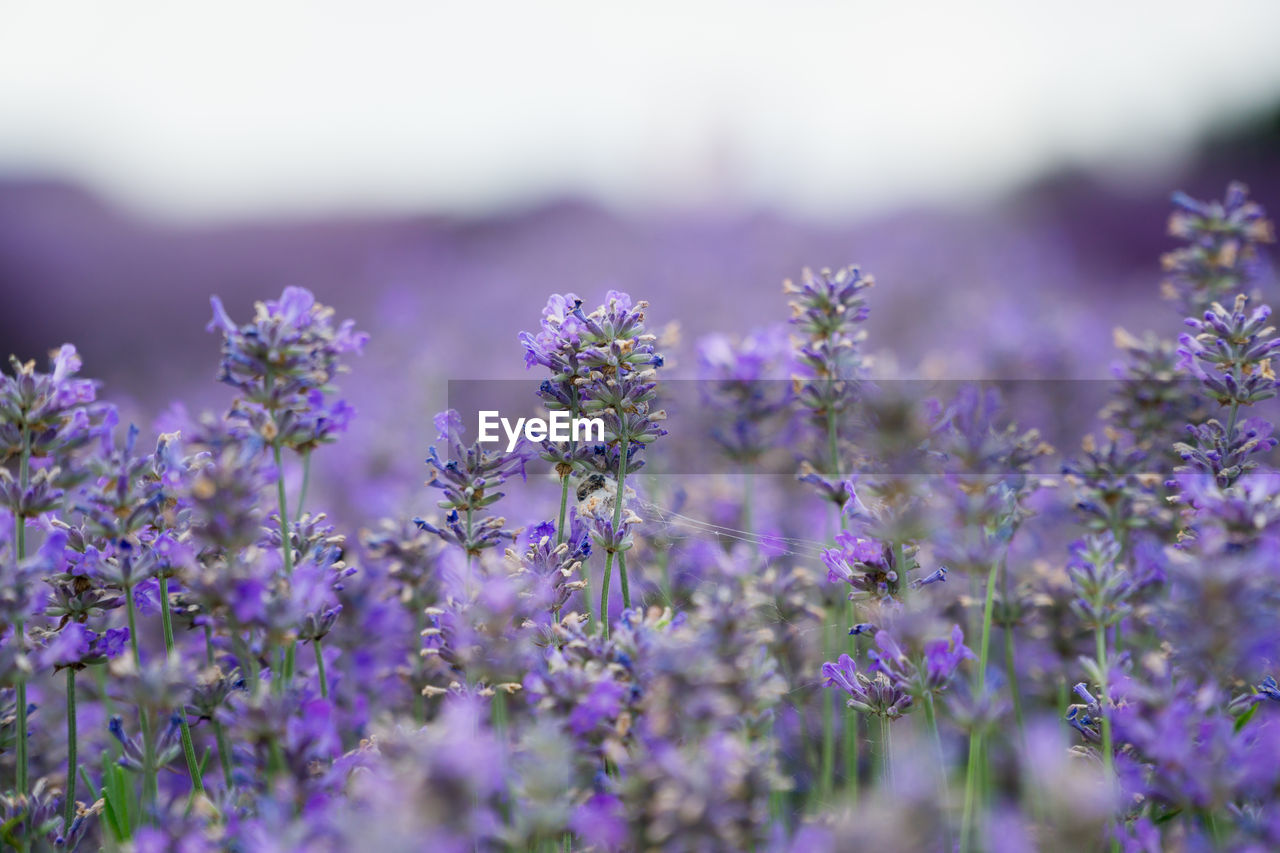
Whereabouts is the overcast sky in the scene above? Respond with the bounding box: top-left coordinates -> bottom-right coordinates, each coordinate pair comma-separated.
3,1 -> 1280,221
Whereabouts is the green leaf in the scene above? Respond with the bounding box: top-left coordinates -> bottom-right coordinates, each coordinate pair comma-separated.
100,753 -> 134,842
79,766 -> 101,802
1234,701 -> 1260,732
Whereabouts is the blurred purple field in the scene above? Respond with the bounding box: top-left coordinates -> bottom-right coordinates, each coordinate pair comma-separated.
5,135 -> 1278,525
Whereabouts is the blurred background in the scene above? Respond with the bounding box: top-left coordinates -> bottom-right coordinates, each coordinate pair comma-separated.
3,1 -> 1280,517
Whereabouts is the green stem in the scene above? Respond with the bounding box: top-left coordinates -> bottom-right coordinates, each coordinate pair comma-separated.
613,436 -> 632,609
598,436 -> 634,634
1004,626 -> 1025,736
555,388 -> 580,547
1206,810 -> 1223,848
94,664 -> 120,764
617,550 -> 631,610
212,723 -> 234,790
1099,624 -> 1120,853
234,632 -> 260,693
826,407 -> 840,477
1096,624 -> 1114,781
491,689 -> 508,737
600,553 -> 614,638
279,646 -> 294,694
14,428 -> 29,796
879,715 -> 893,785
271,441 -> 298,690
960,730 -> 982,853
293,451 -> 312,523
272,442 -> 293,577
820,694 -> 834,804
819,618 -> 835,804
313,641 -> 329,699
13,649 -> 26,794
159,577 -> 205,797
844,603 -> 860,804
203,626 -> 235,789
817,497 -> 842,806
553,413 -> 585,683
125,583 -> 141,666
922,692 -> 941,759
267,739 -> 286,781
976,559 -> 1001,692
465,506 -> 474,561
464,503 -> 477,616
844,708 -> 861,801
923,692 -> 952,816
124,580 -> 158,810
64,668 -> 78,832
555,477 -> 571,546
141,708 -> 157,813
961,556 -> 1002,853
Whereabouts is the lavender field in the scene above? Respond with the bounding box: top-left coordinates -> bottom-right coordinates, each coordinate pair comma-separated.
2,177 -> 1280,853
10,4 -> 1280,850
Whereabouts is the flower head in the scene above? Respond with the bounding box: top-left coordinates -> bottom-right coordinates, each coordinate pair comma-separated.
208,286 -> 367,450
1163,182 -> 1274,316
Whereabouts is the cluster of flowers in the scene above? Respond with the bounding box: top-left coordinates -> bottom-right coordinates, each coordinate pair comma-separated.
2,183 -> 1279,853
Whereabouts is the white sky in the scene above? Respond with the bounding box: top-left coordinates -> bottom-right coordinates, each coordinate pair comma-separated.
2,1 -> 1280,221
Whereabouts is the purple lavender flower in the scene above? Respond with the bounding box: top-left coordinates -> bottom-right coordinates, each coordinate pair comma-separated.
860,625 -> 973,702
786,264 -> 874,492
922,625 -> 976,689
9,178 -> 1280,852
1109,667 -> 1280,816
616,730 -> 778,851
0,528 -> 66,685
570,793 -> 628,851
0,346 -> 114,539
207,281 -> 368,573
179,413 -> 277,552
1162,182 -> 1274,316
570,292 -> 668,455
1154,541 -> 1280,683
208,287 -> 366,405
822,528 -> 899,599
523,291 -> 665,626
108,711 -> 187,777
36,624 -> 129,671
523,616 -> 638,761
822,652 -> 913,718
0,344 -> 110,463
415,409 -> 528,558
1062,430 -> 1162,543
1066,534 -> 1134,630
0,777 -> 93,848
507,515 -> 590,620
520,292 -> 590,376
321,696 -> 509,849
1105,328 -> 1206,454
695,326 -> 793,465
787,266 -> 873,412
1178,295 -> 1280,408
